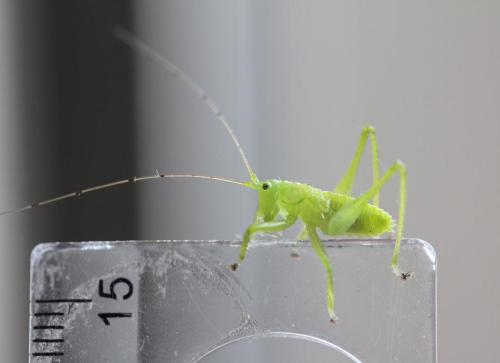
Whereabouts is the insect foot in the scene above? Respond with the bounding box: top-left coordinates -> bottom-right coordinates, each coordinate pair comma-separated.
329,315 -> 339,324
290,250 -> 300,259
400,272 -> 413,280
230,263 -> 239,271
392,264 -> 412,280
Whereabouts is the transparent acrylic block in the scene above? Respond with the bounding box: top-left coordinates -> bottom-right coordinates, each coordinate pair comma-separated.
30,239 -> 436,362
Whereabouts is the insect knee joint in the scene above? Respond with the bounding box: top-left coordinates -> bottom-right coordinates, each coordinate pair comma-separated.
362,125 -> 376,134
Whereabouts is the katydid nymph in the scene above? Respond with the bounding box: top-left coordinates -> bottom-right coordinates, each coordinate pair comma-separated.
0,27 -> 409,322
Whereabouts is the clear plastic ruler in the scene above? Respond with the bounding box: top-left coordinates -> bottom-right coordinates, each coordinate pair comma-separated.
29,239 -> 436,362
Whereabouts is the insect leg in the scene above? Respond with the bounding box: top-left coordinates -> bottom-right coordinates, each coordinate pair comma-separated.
231,216 -> 297,270
297,228 -> 309,241
294,224 -> 309,253
334,125 -> 381,206
327,160 -> 408,278
306,225 -> 337,323
297,126 -> 381,240
289,226 -> 308,259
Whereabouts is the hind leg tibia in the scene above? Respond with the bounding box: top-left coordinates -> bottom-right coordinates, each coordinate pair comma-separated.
307,225 -> 337,322
328,160 -> 408,278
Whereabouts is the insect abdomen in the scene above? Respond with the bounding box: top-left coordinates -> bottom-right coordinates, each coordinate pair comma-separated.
305,193 -> 392,237
346,204 -> 393,236
330,193 -> 393,236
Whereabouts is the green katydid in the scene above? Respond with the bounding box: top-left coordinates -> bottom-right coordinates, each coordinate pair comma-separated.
0,27 -> 409,322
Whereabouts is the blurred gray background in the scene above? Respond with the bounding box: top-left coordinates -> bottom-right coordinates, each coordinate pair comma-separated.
1,0 -> 499,361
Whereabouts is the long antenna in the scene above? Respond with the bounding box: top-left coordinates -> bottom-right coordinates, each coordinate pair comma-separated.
113,26 -> 258,183
0,173 -> 248,217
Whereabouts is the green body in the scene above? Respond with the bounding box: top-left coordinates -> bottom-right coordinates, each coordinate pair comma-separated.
267,180 -> 393,237
236,126 -> 408,322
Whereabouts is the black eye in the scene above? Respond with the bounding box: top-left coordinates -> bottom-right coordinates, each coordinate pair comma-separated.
262,183 -> 269,190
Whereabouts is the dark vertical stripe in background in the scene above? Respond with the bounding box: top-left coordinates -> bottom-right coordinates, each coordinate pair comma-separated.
7,1 -> 137,360
38,1 -> 137,241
